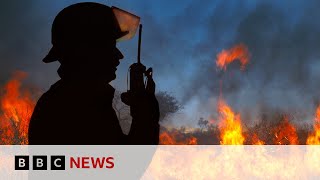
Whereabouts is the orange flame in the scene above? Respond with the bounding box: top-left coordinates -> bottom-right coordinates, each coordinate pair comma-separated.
187,137 -> 198,145
306,106 -> 320,145
159,132 -> 176,145
273,116 -> 298,145
0,70 -> 318,146
217,99 -> 245,145
159,131 -> 198,145
216,44 -> 250,71
0,71 -> 36,144
251,133 -> 265,145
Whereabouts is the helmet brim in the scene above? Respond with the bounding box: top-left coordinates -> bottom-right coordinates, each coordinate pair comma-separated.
43,30 -> 129,63
43,5 -> 138,63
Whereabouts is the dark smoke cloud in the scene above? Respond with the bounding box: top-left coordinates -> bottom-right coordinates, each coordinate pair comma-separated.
1,0 -> 320,126
179,1 -> 320,125
0,1 -> 60,89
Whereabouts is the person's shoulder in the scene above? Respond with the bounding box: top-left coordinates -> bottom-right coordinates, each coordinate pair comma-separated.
36,80 -> 63,105
46,79 -> 63,93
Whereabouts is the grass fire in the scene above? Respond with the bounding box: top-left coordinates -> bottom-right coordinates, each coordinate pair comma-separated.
0,71 -> 36,145
0,45 -> 319,145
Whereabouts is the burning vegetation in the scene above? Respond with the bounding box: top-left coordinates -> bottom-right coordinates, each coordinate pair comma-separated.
158,43 -> 320,145
159,131 -> 197,145
0,45 -> 319,145
0,71 -> 37,145
159,106 -> 318,145
217,99 -> 245,145
306,106 -> 320,145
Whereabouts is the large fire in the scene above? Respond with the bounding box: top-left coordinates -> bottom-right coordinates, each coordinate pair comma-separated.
216,43 -> 250,71
217,99 -> 245,145
306,106 -> 320,144
0,45 -> 319,146
0,71 -> 36,145
159,43 -> 320,145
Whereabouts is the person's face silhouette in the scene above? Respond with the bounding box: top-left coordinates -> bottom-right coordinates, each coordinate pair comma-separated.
88,41 -> 124,83
60,39 -> 124,83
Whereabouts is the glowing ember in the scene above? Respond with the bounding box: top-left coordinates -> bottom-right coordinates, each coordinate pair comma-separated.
217,99 -> 245,145
306,106 -> 320,145
0,71 -> 36,145
272,116 -> 298,145
216,44 -> 250,71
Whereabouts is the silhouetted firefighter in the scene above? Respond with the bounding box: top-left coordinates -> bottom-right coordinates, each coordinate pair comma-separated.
28,2 -> 160,144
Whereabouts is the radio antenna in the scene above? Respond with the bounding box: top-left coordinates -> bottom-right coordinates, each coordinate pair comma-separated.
137,24 -> 142,64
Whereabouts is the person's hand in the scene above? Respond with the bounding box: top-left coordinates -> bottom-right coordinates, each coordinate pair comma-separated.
121,74 -> 159,123
121,90 -> 159,144
120,73 -> 160,144
121,90 -> 159,125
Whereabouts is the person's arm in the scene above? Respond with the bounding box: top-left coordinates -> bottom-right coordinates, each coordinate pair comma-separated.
126,93 -> 160,144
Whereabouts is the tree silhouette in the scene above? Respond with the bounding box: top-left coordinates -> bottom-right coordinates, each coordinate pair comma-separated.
156,91 -> 182,122
198,117 -> 209,131
113,91 -> 182,134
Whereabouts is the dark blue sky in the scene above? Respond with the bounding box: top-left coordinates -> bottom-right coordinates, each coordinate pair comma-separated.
1,0 -> 320,127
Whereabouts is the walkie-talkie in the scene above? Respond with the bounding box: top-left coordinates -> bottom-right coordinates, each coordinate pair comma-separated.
121,24 -> 155,107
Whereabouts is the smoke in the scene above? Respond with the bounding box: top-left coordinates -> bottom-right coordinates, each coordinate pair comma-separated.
1,1 -> 320,127
178,1 -> 320,125
0,1 -> 62,89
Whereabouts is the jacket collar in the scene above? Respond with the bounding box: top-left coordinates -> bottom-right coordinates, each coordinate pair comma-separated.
51,79 -> 115,101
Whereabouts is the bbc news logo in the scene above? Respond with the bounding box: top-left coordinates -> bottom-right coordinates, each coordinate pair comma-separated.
15,156 -> 65,170
15,155 -> 114,170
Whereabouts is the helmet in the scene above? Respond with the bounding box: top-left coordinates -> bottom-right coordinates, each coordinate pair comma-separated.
43,2 -> 140,63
